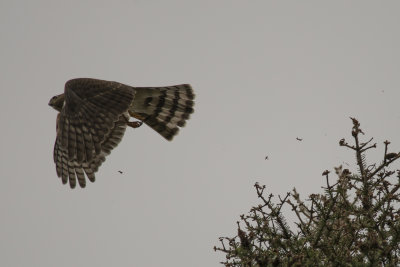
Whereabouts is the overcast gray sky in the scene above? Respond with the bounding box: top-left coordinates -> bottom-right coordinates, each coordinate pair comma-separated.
1,1 -> 399,266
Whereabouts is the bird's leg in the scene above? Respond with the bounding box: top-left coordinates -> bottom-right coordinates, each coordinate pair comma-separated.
127,121 -> 143,128
123,114 -> 143,128
126,110 -> 145,128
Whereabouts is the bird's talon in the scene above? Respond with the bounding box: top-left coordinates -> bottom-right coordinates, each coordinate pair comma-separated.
127,121 -> 143,128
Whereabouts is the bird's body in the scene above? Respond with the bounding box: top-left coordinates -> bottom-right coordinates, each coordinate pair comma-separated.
49,78 -> 195,188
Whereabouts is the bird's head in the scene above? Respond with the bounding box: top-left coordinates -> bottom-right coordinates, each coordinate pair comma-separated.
48,94 -> 65,112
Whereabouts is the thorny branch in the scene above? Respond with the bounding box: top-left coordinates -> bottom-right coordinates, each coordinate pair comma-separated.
215,118 -> 400,266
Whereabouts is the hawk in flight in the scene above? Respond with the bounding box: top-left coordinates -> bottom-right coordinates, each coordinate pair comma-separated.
49,78 -> 195,188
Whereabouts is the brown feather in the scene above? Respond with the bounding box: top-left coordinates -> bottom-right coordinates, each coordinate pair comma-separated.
51,78 -> 194,188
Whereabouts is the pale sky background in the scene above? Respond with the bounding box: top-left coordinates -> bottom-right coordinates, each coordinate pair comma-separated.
1,1 -> 399,266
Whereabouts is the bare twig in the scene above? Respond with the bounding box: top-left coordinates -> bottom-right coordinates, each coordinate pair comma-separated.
215,119 -> 400,266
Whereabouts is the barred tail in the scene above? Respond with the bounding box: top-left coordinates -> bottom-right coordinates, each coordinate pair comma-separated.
129,84 -> 195,140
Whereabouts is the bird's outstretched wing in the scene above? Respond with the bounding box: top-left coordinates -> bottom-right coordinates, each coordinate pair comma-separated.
53,78 -> 135,188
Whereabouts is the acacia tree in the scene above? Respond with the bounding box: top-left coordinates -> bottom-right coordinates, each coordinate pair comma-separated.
215,118 -> 400,266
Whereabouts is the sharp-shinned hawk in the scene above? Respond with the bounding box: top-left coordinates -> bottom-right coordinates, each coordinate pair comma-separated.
49,78 -> 195,189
